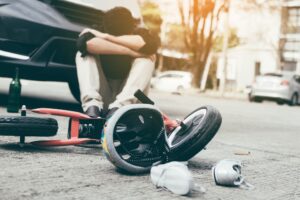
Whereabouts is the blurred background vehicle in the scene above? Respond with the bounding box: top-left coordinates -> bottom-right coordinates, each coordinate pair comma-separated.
151,70 -> 193,92
249,72 -> 300,106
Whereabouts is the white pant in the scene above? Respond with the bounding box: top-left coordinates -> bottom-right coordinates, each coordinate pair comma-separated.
75,52 -> 155,112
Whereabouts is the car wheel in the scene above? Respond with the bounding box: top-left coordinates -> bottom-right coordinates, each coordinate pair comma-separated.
177,85 -> 184,92
289,93 -> 298,106
68,80 -> 81,103
172,86 -> 184,95
277,101 -> 284,105
251,96 -> 262,103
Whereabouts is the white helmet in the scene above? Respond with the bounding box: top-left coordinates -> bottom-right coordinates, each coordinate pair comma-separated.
102,104 -> 167,174
212,159 -> 244,186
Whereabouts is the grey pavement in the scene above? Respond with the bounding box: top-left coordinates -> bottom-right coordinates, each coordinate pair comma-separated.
0,78 -> 299,200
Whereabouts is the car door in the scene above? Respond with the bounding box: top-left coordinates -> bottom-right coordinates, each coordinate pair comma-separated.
155,74 -> 176,91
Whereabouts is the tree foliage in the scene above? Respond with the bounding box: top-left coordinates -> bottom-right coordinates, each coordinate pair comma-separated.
213,28 -> 239,52
163,23 -> 188,52
140,1 -> 163,34
177,0 -> 227,86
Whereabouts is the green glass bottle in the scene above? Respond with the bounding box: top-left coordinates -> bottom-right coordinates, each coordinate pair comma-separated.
7,67 -> 22,113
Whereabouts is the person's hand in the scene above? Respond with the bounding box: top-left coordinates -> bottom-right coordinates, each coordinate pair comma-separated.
148,54 -> 156,62
79,28 -> 108,39
79,28 -> 93,36
129,50 -> 145,58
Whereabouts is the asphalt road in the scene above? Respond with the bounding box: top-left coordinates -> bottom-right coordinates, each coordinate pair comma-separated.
0,78 -> 299,200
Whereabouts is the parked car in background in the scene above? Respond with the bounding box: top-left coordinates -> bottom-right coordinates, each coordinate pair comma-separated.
249,72 -> 300,106
151,71 -> 193,92
0,0 -> 141,102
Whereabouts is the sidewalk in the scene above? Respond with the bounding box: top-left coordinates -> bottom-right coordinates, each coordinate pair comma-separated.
201,89 -> 248,101
163,88 -> 249,101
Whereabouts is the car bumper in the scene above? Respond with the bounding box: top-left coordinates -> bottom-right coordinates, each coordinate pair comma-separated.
251,87 -> 290,101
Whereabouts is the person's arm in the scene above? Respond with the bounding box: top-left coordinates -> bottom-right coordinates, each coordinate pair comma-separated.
104,34 -> 146,52
80,28 -> 146,51
77,29 -> 156,62
80,28 -> 160,55
80,28 -> 108,39
86,37 -> 144,57
105,28 -> 160,55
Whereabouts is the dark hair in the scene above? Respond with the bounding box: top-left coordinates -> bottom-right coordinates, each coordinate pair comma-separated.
103,7 -> 136,36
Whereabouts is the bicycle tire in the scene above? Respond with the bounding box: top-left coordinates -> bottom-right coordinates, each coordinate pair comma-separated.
167,105 -> 222,161
0,116 -> 58,137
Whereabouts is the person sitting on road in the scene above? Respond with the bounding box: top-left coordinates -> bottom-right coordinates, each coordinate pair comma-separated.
76,6 -> 160,118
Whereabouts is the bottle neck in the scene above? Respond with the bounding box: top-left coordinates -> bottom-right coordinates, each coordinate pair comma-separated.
14,67 -> 19,81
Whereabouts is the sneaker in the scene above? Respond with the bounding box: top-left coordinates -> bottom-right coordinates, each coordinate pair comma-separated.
150,162 -> 194,195
78,118 -> 105,139
85,106 -> 102,118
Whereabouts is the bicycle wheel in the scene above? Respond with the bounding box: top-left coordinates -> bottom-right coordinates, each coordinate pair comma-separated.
102,105 -> 167,174
0,116 -> 58,137
167,105 -> 222,161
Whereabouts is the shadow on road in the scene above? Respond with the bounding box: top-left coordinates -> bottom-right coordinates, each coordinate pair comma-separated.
0,142 -> 104,155
188,159 -> 215,170
0,93 -> 82,112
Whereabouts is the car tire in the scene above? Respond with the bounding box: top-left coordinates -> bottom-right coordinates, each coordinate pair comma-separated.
177,85 -> 184,92
289,93 -> 298,106
167,106 -> 222,161
0,116 -> 58,137
68,80 -> 81,103
277,101 -> 284,105
253,97 -> 263,103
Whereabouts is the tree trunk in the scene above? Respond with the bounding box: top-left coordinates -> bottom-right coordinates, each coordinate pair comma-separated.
192,59 -> 205,87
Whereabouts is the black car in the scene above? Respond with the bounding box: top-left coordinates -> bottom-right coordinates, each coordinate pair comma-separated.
0,0 -> 108,101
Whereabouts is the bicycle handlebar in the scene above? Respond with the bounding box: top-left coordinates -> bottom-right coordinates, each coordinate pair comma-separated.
134,89 -> 155,105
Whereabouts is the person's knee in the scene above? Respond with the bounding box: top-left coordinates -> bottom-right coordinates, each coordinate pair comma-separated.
132,57 -> 155,72
76,32 -> 96,57
75,52 -> 97,67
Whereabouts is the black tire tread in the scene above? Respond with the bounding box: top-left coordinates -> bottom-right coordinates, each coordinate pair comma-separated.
289,93 -> 298,106
0,116 -> 58,137
168,106 -> 222,161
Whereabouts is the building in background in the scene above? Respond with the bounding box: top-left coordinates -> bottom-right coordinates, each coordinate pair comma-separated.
217,42 -> 278,91
216,0 -> 281,91
280,0 -> 300,73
